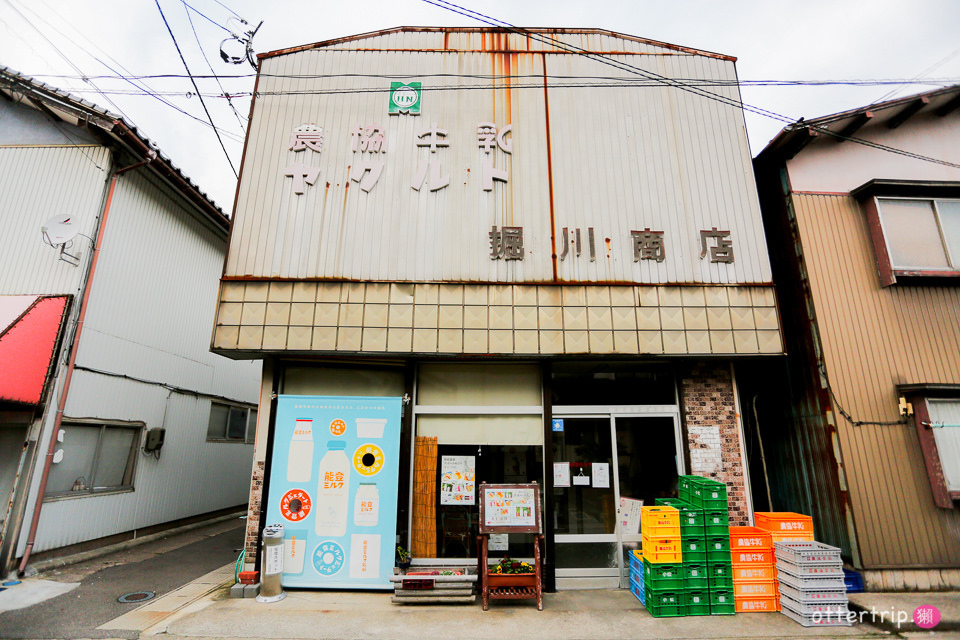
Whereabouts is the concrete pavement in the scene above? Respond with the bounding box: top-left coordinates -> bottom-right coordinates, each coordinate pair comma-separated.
146,586 -> 892,640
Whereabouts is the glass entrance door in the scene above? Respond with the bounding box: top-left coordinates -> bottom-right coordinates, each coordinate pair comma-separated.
552,412 -> 682,589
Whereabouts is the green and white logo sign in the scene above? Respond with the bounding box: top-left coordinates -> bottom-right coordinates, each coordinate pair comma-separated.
389,82 -> 421,115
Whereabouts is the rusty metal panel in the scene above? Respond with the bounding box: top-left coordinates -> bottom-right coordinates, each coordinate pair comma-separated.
790,192 -> 960,568
227,30 -> 771,286
0,146 -> 110,296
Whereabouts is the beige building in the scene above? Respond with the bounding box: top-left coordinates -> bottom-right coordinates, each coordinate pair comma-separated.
754,85 -> 960,590
213,27 -> 784,589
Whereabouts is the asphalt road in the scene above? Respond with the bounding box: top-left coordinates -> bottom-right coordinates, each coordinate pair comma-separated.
0,518 -> 244,640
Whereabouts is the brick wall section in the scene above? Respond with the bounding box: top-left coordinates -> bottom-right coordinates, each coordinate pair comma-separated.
244,460 -> 265,569
679,363 -> 750,526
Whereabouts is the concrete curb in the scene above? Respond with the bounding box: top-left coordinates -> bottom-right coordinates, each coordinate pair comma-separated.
29,511 -> 246,576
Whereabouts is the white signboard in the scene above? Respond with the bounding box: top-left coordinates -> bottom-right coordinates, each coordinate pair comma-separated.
440,456 -> 475,505
483,487 -> 536,528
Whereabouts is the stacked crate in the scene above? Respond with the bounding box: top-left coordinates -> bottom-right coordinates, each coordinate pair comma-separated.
775,541 -> 851,627
656,497 -> 711,617
729,526 -> 780,613
674,476 -> 735,615
629,549 -> 645,605
640,506 -> 684,617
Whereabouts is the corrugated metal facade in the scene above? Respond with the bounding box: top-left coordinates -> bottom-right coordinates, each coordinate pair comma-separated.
225,29 -> 771,285
0,146 -> 110,296
20,169 -> 260,554
790,192 -> 960,567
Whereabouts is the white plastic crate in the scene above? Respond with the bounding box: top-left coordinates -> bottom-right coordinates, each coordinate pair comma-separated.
779,591 -> 849,615
773,541 -> 842,564
774,557 -> 844,578
780,599 -> 853,627
777,566 -> 846,591
779,581 -> 848,604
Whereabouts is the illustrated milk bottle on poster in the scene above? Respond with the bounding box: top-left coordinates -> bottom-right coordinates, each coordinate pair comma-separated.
287,419 -> 313,483
316,440 -> 350,536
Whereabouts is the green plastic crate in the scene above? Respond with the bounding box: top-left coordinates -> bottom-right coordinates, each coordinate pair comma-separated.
708,573 -> 734,590
643,559 -> 684,591
644,588 -> 685,618
684,589 -> 711,616
683,563 -> 709,590
657,498 -> 705,531
706,560 -> 732,578
680,535 -> 707,564
705,536 -> 732,564
708,588 -> 736,615
702,509 -> 730,536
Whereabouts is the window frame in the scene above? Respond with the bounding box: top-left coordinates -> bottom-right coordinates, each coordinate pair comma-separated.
854,180 -> 960,285
44,418 -> 144,500
901,385 -> 960,509
207,401 -> 258,444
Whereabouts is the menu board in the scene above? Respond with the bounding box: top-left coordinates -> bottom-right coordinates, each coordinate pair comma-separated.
440,456 -> 475,505
265,395 -> 401,590
479,483 -> 541,534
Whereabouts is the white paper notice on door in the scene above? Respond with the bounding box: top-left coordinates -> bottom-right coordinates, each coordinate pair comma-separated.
553,462 -> 570,487
349,533 -> 381,579
617,497 -> 644,535
592,462 -> 610,488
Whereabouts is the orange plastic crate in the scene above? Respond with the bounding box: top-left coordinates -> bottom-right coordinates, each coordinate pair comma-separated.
754,512 -> 814,536
734,594 -> 781,613
732,564 -> 778,581
732,579 -> 780,597
731,548 -> 775,565
729,526 -> 773,551
770,531 -> 815,544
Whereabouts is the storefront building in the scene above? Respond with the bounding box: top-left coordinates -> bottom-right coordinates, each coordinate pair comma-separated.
212,27 -> 784,589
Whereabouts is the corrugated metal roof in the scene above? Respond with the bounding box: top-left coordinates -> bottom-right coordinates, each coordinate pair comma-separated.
0,65 -> 229,230
261,26 -> 736,61
759,84 -> 960,160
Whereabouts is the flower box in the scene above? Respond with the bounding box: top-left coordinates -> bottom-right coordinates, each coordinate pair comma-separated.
487,573 -> 537,588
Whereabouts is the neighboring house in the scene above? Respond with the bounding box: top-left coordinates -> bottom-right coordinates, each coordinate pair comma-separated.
0,67 -> 261,577
753,85 -> 960,590
210,27 -> 785,590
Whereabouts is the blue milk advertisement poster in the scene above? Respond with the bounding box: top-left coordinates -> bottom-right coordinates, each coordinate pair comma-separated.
265,395 -> 402,590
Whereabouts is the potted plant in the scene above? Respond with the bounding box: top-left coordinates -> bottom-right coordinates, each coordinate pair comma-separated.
487,556 -> 536,588
396,545 -> 412,570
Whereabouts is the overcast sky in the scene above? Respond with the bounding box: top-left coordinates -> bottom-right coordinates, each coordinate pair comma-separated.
2,0 -> 959,212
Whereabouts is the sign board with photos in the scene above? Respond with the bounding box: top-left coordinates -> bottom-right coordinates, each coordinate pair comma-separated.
479,483 -> 541,534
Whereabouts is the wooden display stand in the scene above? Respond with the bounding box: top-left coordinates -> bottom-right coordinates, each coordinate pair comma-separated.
477,483 -> 543,611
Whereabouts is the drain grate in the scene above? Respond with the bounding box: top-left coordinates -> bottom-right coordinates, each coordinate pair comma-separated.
117,591 -> 156,603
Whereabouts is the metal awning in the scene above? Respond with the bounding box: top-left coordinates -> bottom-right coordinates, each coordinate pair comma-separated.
0,295 -> 70,405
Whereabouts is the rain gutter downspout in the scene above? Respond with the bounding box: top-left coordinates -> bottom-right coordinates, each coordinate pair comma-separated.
17,152 -> 155,576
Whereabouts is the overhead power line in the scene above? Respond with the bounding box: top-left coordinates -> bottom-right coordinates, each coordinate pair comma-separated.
420,0 -> 960,169
154,0 -> 238,178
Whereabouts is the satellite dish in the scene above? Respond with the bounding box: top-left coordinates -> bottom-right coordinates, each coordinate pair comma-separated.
41,214 -> 82,267
41,214 -> 80,246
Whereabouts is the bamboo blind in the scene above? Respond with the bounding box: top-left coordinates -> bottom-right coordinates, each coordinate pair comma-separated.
411,436 -> 437,558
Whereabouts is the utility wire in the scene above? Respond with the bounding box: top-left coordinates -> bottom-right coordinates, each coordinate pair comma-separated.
19,0 -> 244,143
421,0 -> 960,170
3,0 -> 131,120
155,0 -> 238,177
182,0 -> 247,131
179,0 -> 231,33
24,71 -> 960,87
209,0 -> 242,20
